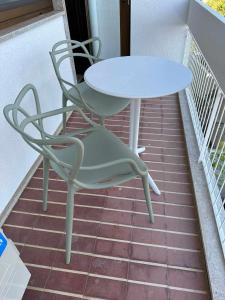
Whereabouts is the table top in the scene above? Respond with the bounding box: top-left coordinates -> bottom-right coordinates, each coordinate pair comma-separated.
84,56 -> 192,99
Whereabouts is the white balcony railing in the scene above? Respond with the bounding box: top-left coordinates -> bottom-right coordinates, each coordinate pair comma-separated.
184,31 -> 225,257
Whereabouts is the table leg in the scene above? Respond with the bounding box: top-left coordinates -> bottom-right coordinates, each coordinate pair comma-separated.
148,174 -> 161,195
129,99 -> 161,195
129,99 -> 145,155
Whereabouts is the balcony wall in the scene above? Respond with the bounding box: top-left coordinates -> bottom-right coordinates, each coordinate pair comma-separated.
131,0 -> 189,62
0,14 -> 74,216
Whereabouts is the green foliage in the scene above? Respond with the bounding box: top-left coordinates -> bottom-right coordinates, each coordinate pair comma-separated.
205,0 -> 225,16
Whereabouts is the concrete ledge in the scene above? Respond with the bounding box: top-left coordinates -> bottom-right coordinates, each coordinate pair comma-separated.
0,11 -> 65,44
179,91 -> 225,300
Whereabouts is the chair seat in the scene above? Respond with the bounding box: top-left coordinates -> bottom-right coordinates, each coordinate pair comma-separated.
51,127 -> 147,186
68,82 -> 130,117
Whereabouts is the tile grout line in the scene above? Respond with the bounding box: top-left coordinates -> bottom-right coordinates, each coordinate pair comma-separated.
76,192 -> 193,206
8,211 -> 200,237
70,114 -> 182,120
32,174 -> 192,186
15,242 -> 201,261
16,197 -> 197,221
63,134 -> 186,146
67,120 -> 184,131
69,115 -> 182,121
25,263 -> 208,295
24,186 -> 193,197
65,126 -> 184,138
9,239 -> 202,273
37,166 -> 190,176
6,224 -> 201,255
21,242 -> 202,270
27,286 -> 105,300
19,195 -> 195,209
67,119 -> 183,134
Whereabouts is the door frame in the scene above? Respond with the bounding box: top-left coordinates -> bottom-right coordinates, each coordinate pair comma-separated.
120,0 -> 131,56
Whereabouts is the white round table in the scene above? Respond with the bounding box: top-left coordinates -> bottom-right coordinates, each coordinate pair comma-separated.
84,56 -> 192,195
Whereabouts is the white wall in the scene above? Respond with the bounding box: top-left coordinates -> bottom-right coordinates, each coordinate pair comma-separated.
89,0 -> 120,59
131,0 -> 189,62
0,16 -> 74,214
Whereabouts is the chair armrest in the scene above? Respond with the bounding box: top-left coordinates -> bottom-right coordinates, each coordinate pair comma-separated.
21,104 -> 99,131
20,105 -> 77,128
42,137 -> 81,169
22,133 -> 83,172
19,105 -> 102,178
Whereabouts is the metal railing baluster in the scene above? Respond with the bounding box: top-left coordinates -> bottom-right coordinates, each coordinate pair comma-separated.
184,31 -> 225,258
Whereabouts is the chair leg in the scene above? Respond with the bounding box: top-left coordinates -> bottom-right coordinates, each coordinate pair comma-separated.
100,116 -> 105,126
142,175 -> 154,223
43,157 -> 49,212
65,184 -> 75,264
62,94 -> 67,132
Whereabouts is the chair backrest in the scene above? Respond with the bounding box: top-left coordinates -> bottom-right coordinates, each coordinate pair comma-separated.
49,38 -> 102,105
3,84 -> 84,181
3,84 -> 46,155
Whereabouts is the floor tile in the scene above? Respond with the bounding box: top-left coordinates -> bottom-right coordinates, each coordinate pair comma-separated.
90,256 -> 128,278
126,283 -> 168,300
128,262 -> 167,285
53,252 -> 92,273
27,266 -> 50,289
45,270 -> 87,295
85,277 -> 127,300
94,239 -> 131,259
